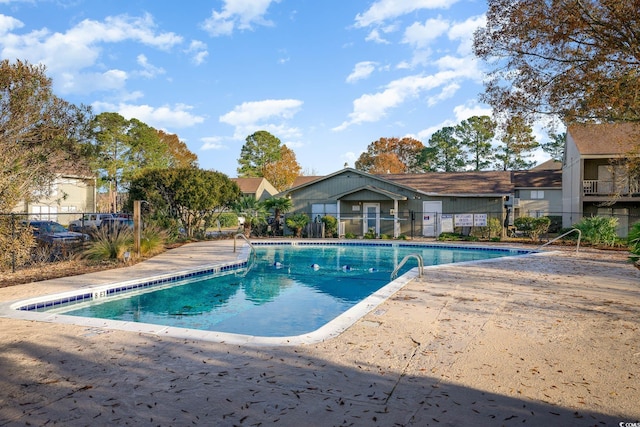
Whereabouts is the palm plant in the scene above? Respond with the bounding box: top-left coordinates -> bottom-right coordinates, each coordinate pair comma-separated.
285,213 -> 309,238
232,196 -> 268,237
263,196 -> 293,236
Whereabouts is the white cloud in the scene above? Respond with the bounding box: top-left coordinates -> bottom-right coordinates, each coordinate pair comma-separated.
448,15 -> 485,55
136,54 -> 165,78
58,69 -> 129,94
0,14 -> 23,33
219,99 -> 303,140
402,18 -> 449,49
185,40 -> 208,65
201,136 -> 227,151
0,13 -> 182,94
346,61 -> 377,83
426,82 -> 460,106
220,99 -> 302,126
334,70 -> 474,131
452,101 -> 492,122
355,0 -> 459,28
364,28 -> 390,44
202,0 -> 279,37
416,100 -> 492,140
93,101 -> 206,129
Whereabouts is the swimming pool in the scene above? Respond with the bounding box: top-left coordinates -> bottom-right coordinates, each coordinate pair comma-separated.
9,242 -> 531,344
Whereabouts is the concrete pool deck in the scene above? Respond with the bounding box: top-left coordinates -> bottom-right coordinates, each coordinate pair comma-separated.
0,240 -> 639,426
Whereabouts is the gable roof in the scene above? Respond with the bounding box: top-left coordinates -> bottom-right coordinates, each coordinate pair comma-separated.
531,159 -> 562,170
381,171 -> 514,196
567,122 -> 640,156
282,168 -> 421,196
290,175 -> 322,188
334,185 -> 408,201
231,177 -> 280,200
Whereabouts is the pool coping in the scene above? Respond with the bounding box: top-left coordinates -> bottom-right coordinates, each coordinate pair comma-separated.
0,240 -> 544,346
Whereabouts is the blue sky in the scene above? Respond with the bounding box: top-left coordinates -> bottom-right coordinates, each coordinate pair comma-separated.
0,0 -> 552,177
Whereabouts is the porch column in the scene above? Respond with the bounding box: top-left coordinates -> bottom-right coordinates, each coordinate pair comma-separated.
393,199 -> 399,238
336,199 -> 341,237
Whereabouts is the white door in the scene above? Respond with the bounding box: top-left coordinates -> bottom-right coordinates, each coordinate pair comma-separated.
363,203 -> 380,236
422,201 -> 442,237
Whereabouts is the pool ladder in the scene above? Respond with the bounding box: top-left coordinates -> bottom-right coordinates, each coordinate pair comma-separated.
391,253 -> 424,280
233,233 -> 257,276
534,228 -> 582,254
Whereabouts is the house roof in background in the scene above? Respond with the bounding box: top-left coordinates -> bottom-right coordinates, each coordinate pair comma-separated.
512,170 -> 562,188
568,123 -> 640,155
231,177 -> 279,195
382,171 -> 514,195
531,159 -> 562,170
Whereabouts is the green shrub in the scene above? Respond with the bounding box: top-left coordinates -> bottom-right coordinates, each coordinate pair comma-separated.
363,228 -> 377,239
489,217 -> 503,238
514,216 -> 551,241
216,212 -> 239,228
438,232 -> 463,241
140,225 -> 167,257
627,222 -> 640,268
573,216 -> 618,246
344,232 -> 357,239
321,215 -> 338,237
83,227 -> 133,261
285,213 -> 309,238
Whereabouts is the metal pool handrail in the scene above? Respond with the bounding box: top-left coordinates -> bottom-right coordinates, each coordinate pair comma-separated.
535,228 -> 582,253
391,253 -> 424,280
234,233 -> 254,253
233,233 -> 257,277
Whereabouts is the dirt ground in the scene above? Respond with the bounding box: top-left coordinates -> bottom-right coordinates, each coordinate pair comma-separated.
1,241 -> 639,426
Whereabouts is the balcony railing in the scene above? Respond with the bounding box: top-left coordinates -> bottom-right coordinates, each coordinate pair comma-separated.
583,180 -> 639,196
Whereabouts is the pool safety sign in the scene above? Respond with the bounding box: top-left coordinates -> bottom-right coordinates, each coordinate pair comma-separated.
453,213 -> 487,227
441,214 -> 454,233
454,214 -> 473,227
473,214 -> 487,227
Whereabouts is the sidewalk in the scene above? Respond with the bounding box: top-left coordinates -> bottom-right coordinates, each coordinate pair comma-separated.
0,241 -> 639,426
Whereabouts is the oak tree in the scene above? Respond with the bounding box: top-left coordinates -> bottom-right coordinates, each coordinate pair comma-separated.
129,167 -> 240,238
355,137 -> 424,173
0,59 -> 91,212
474,0 -> 640,124
262,145 -> 301,190
158,130 -> 198,168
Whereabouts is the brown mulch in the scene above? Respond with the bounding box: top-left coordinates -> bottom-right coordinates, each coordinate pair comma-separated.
0,259 -> 126,289
0,242 -> 193,289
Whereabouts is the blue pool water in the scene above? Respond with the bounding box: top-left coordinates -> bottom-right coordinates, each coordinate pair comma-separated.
40,243 -> 523,337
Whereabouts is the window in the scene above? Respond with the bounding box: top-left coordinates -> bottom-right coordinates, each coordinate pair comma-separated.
311,203 -> 337,219
530,190 -> 544,199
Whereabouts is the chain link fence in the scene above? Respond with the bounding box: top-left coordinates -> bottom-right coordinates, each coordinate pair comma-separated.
2,209 -> 638,274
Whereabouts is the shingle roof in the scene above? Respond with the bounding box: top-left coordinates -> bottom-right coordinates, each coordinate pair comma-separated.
567,123 -> 640,155
512,170 -> 562,188
231,177 -> 264,193
531,159 -> 562,170
291,175 -> 323,188
381,171 -> 514,195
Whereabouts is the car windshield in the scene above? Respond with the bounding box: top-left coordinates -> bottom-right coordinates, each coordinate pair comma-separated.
36,222 -> 68,233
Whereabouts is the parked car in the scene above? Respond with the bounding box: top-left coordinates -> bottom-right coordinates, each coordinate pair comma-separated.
99,217 -> 134,232
24,220 -> 89,245
68,213 -> 116,231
